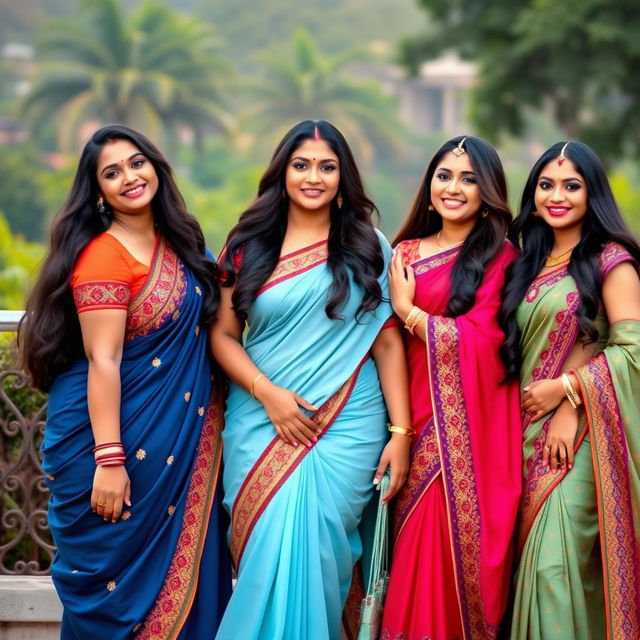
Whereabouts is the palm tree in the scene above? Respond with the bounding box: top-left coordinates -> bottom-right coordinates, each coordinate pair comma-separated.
241,29 -> 405,166
21,0 -> 232,151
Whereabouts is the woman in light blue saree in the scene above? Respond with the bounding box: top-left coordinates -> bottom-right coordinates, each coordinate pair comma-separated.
211,120 -> 411,640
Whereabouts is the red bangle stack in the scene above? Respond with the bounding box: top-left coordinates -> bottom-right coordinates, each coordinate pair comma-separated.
93,442 -> 126,467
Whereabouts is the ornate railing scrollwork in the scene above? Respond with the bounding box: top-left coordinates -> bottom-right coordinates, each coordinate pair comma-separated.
0,363 -> 53,575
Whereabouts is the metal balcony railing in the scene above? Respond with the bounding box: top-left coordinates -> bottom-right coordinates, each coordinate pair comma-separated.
0,310 -> 53,575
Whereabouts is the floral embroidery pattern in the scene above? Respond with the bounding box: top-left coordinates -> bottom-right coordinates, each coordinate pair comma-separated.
126,239 -> 186,340
229,359 -> 366,570
136,398 -> 223,639
577,354 -> 640,639
74,280 -> 130,312
257,241 -> 328,296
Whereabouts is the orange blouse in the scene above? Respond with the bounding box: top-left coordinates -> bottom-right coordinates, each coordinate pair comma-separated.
71,233 -> 151,313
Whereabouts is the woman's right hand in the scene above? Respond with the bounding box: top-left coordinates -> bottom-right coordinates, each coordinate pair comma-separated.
255,381 -> 319,447
91,466 -> 131,523
544,400 -> 579,474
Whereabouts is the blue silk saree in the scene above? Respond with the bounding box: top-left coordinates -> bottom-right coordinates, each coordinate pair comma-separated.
43,238 -> 231,639
216,231 -> 394,640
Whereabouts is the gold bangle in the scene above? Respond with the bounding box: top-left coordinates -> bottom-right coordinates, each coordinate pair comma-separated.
404,306 -> 427,335
250,373 -> 266,399
566,372 -> 582,406
388,425 -> 415,438
561,373 -> 579,409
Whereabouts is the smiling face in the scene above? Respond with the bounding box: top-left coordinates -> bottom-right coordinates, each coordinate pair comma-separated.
96,138 -> 159,217
430,150 -> 482,228
284,138 -> 340,216
534,158 -> 588,232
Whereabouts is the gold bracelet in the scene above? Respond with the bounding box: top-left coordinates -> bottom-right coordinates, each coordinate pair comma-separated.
561,373 -> 579,409
404,306 -> 427,335
565,372 -> 582,407
250,373 -> 266,399
388,424 -> 415,438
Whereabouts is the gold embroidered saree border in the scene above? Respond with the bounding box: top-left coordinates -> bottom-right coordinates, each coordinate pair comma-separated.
229,359 -> 364,570
127,238 -> 186,340
427,315 -> 495,640
258,240 -> 328,295
136,397 -> 223,639
392,418 -> 440,543
576,354 -> 640,640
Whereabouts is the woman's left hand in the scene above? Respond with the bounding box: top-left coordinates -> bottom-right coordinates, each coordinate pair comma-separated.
374,434 -> 410,504
522,378 -> 566,421
388,249 -> 415,321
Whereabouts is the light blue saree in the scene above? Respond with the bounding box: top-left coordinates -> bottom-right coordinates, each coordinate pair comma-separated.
216,231 -> 393,640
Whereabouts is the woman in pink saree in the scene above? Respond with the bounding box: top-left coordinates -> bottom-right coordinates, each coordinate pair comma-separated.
381,136 -> 522,640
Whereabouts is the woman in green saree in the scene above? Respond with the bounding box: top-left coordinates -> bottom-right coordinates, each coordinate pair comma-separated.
499,141 -> 640,639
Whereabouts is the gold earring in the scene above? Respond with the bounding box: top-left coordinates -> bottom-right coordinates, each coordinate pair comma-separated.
428,204 -> 435,211
97,197 -> 105,214
482,208 -> 489,218
337,195 -> 343,209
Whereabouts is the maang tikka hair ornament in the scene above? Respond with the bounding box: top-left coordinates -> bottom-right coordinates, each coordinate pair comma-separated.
557,142 -> 569,166
452,137 -> 467,157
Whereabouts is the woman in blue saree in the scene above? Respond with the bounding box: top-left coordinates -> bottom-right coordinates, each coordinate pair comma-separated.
19,125 -> 231,639
211,120 -> 411,639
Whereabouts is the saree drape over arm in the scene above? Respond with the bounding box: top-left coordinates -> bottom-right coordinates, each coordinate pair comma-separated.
381,239 -> 522,640
511,242 -> 640,640
43,234 -> 231,640
215,231 -> 394,640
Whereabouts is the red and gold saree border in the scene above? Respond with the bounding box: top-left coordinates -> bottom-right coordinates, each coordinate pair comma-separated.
127,238 -> 186,340
427,315 -> 496,640
257,240 -> 328,296
576,354 -> 640,640
136,396 -> 224,639
229,358 -> 366,570
392,418 -> 440,542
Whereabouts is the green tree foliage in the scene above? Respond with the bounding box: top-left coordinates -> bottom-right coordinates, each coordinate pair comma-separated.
199,0 -> 425,69
0,212 -> 44,310
0,146 -> 48,240
242,29 -> 405,166
21,0 -> 232,151
403,0 -> 640,164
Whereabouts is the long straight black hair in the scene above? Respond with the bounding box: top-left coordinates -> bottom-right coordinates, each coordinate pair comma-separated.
499,140 -> 640,380
20,124 -> 218,390
221,119 -> 384,321
394,135 -> 512,316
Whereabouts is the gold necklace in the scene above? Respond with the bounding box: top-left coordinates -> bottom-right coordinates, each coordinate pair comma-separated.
436,231 -> 465,250
545,247 -> 574,267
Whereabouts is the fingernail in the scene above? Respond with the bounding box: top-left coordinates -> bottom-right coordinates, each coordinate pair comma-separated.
569,464 -> 573,470
292,442 -> 298,447
523,386 -> 530,391
305,442 -> 312,448
311,406 -> 318,411
312,436 -> 318,442
373,477 -> 380,485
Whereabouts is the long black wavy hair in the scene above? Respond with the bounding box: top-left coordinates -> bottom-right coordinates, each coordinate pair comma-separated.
20,124 -> 218,391
393,135 -> 512,317
221,119 -> 384,321
499,140 -> 640,380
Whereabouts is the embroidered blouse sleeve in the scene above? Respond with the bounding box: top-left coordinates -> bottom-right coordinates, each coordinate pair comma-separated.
71,237 -> 133,313
599,242 -> 638,279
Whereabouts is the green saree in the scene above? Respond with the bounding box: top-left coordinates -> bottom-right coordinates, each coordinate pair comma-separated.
511,243 -> 640,640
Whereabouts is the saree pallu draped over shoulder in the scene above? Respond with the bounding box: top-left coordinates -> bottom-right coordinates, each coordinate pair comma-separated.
511,243 -> 640,640
216,232 -> 394,640
43,238 -> 231,640
381,239 -> 522,640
